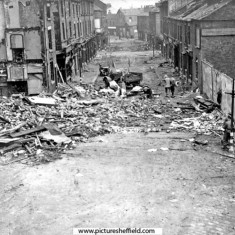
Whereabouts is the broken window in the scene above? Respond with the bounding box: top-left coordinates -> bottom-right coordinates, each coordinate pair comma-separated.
77,22 -> 80,37
47,3 -> 51,19
69,0 -> 71,16
12,49 -> 24,63
74,23 -> 76,37
48,29 -> 52,49
69,22 -> 72,37
73,4 -> 75,17
60,0 -> 64,17
10,34 -> 24,63
195,27 -> 201,48
62,22 -> 66,40
188,25 -> 191,45
76,4 -> 78,16
50,62 -> 55,81
195,57 -> 199,78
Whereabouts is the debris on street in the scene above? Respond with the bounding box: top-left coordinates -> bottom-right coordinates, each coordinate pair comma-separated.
170,109 -> 225,135
1,79 -> 224,165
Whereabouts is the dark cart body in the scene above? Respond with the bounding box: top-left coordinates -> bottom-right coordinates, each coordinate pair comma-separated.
99,65 -> 110,76
124,72 -> 143,88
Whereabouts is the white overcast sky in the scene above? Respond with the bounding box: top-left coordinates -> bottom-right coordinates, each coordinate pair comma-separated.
102,0 -> 160,13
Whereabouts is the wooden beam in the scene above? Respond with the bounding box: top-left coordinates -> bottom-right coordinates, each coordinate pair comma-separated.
10,126 -> 46,138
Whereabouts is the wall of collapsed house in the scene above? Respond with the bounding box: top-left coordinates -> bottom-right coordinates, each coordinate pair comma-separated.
0,0 -> 44,96
202,60 -> 234,116
48,0 -> 97,89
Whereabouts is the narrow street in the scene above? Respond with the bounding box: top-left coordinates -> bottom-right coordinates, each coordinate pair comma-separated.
0,38 -> 235,235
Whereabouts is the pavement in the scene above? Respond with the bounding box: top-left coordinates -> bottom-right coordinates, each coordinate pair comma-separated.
0,38 -> 235,235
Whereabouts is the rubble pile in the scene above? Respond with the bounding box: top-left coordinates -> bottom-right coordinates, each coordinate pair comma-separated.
170,109 -> 224,135
0,83 -> 225,165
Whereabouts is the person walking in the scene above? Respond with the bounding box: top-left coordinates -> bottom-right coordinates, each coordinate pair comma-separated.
170,77 -> 177,97
164,74 -> 171,97
181,69 -> 187,93
222,113 -> 233,150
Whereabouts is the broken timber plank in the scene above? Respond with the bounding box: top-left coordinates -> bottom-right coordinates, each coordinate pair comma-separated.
0,122 -> 27,137
10,126 -> 46,138
0,115 -> 10,124
0,143 -> 22,155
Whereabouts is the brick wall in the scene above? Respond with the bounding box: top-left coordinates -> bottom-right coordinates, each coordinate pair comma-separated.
138,15 -> 149,34
201,36 -> 235,78
155,13 -> 161,36
149,12 -> 160,36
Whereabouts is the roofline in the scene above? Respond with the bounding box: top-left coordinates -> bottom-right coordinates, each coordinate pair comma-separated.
164,16 -> 235,23
192,19 -> 235,22
167,0 -> 232,22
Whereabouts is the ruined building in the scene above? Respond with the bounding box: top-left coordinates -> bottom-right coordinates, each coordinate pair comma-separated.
0,0 -> 43,95
0,0 -> 103,95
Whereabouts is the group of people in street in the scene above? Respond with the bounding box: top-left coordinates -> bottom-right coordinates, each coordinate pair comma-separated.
163,67 -> 198,98
163,74 -> 177,97
103,76 -> 126,98
102,75 -> 153,99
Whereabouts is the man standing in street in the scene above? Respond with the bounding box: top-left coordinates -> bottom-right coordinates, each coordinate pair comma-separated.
164,74 -> 171,97
170,77 -> 177,97
222,113 -> 233,150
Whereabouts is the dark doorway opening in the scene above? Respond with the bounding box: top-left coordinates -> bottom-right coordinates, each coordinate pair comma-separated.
174,45 -> 179,68
57,55 -> 66,83
8,81 -> 27,95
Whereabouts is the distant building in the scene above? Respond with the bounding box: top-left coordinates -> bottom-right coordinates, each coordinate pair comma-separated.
107,12 -> 118,36
94,0 -> 108,49
148,5 -> 161,49
137,13 -> 149,41
117,8 -> 145,38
